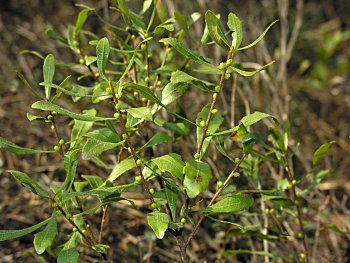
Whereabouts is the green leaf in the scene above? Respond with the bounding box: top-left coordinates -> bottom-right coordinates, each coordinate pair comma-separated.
124,82 -> 162,105
230,61 -> 275,77
96,37 -> 110,80
82,138 -> 122,160
116,0 -> 129,15
75,8 -> 93,33
227,13 -> 243,49
31,101 -> 112,121
141,132 -> 173,149
71,109 -> 96,147
152,153 -> 185,181
61,149 -> 79,192
240,111 -> 272,126
141,0 -> 152,14
213,136 -> 234,161
159,38 -> 212,66
205,10 -> 230,49
108,158 -> 136,181
155,0 -> 167,22
147,212 -> 169,239
43,54 -> 55,99
165,184 -> 178,221
9,170 -> 49,198
34,211 -> 58,254
125,107 -> 152,121
238,20 -> 278,50
183,160 -> 212,198
201,194 -> 253,214
312,142 -> 334,168
57,248 -> 79,263
196,104 -> 224,158
261,195 -> 293,207
0,218 -> 51,241
82,175 -> 103,189
26,113 -> 46,122
0,137 -> 53,155
39,82 -> 93,100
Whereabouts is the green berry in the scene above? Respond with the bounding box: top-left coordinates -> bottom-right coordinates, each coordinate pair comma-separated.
51,125 -> 55,131
131,35 -> 136,40
144,32 -> 149,38
75,49 -> 81,55
145,76 -> 150,83
219,62 -> 225,70
226,58 -> 233,66
200,120 -> 206,127
115,103 -> 122,110
194,153 -> 200,160
47,115 -> 54,121
51,111 -> 57,115
136,159 -> 142,166
114,112 -> 120,119
73,40 -> 79,47
217,181 -> 223,188
151,203 -> 157,209
297,232 -> 304,239
72,227 -> 77,232
149,188 -> 155,195
299,253 -> 305,259
270,208 -> 275,214
287,183 -> 293,190
156,81 -> 161,86
79,58 -> 85,65
233,172 -> 240,177
147,54 -> 153,59
225,73 -> 231,79
214,85 -> 221,93
144,65 -> 149,71
59,139 -> 65,146
181,218 -> 186,224
294,200 -> 299,206
133,91 -> 139,96
125,26 -> 131,32
265,208 -> 270,214
212,109 -> 218,114
141,97 -> 147,102
106,87 -> 112,94
127,147 -> 132,153
54,146 -> 60,152
292,179 -> 297,185
122,134 -> 128,140
141,44 -> 146,51
135,176 -> 142,183
296,192 -> 302,198
95,72 -> 100,77
82,229 -> 87,234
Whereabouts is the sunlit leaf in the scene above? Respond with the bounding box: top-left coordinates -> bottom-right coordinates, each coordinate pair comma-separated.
147,212 -> 169,239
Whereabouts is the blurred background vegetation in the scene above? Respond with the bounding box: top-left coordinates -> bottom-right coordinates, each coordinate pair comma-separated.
0,0 -> 349,262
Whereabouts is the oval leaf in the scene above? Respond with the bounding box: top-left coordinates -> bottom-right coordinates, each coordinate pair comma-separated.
183,160 -> 212,198
34,211 -> 58,254
43,54 -> 55,99
9,170 -> 49,198
96,37 -> 110,80
201,194 -> 253,214
147,212 -> 169,239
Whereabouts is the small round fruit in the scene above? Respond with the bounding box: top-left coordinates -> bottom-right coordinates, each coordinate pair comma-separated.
135,176 -> 142,183
125,26 -> 131,32
73,40 -> 79,47
141,97 -> 147,102
127,147 -> 132,153
217,181 -> 223,188
200,120 -> 206,127
114,112 -> 120,119
292,179 -> 297,185
149,188 -> 155,195
219,62 -> 225,70
131,35 -> 136,40
51,111 -> 58,115
51,125 -> 55,131
156,81 -> 161,86
214,85 -> 221,93
122,134 -> 128,140
296,192 -> 302,198
72,227 -> 77,232
95,72 -> 100,77
299,253 -> 305,259
106,87 -> 112,94
79,58 -> 85,65
47,115 -> 54,121
54,146 -> 60,152
151,203 -> 157,209
115,103 -> 122,110
225,73 -> 231,79
147,54 -> 153,59
212,109 -> 218,114
181,218 -> 186,224
141,44 -> 147,51
144,65 -> 149,71
226,58 -> 233,66
144,32 -> 149,38
194,153 -> 200,160
233,172 -> 240,177
136,159 -> 142,166
59,139 -> 65,146
133,91 -> 139,96
294,200 -> 299,206
145,76 -> 150,83
270,208 -> 275,214
265,208 -> 270,214
297,232 -> 304,239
